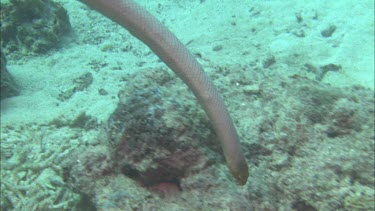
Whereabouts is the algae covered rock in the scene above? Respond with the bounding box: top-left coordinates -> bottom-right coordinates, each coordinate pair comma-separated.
106,69 -> 217,187
0,0 -> 71,54
0,50 -> 19,99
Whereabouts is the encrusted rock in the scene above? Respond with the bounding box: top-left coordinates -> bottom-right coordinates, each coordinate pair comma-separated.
0,50 -> 19,100
106,68 -> 218,187
1,0 -> 71,54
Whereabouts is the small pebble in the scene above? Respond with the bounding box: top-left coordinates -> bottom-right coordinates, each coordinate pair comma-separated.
321,25 -> 336,37
98,88 -> 108,95
242,84 -> 261,95
212,45 -> 223,51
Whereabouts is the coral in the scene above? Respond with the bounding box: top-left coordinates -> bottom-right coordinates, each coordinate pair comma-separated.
344,186 -> 375,211
107,70 -> 216,186
59,81 -> 220,207
2,63 -> 373,210
245,75 -> 373,210
0,0 -> 71,55
0,124 -> 84,210
62,146 -> 115,197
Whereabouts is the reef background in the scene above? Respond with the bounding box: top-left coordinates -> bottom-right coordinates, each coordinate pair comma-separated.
1,0 -> 374,210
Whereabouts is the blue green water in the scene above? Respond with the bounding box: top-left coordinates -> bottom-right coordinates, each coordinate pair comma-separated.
1,0 -> 374,210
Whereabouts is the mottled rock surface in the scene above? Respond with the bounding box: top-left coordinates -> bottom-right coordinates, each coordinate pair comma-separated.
0,50 -> 19,99
0,0 -> 71,55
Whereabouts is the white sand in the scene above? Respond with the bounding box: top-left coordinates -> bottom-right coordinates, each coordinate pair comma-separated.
1,0 -> 373,126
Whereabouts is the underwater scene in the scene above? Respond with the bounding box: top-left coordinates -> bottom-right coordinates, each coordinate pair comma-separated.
1,0 -> 374,210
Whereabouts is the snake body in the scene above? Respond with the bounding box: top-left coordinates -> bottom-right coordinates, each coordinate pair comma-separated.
79,0 -> 249,185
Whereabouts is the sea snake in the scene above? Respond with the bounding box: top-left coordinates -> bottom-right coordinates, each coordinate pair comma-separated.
79,0 -> 249,185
